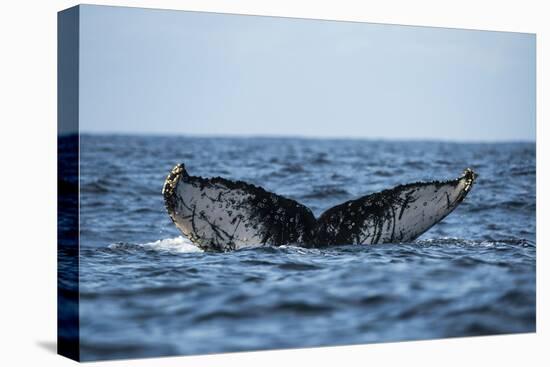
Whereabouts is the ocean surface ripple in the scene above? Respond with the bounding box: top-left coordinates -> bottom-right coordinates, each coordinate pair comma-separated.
73,135 -> 535,361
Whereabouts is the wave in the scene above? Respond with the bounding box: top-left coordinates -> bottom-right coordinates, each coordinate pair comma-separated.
301,187 -> 350,199
107,236 -> 534,254
467,200 -> 536,213
109,236 -> 203,253
310,153 -> 331,165
81,180 -> 110,194
371,169 -> 395,177
280,164 -> 306,173
414,237 -> 534,248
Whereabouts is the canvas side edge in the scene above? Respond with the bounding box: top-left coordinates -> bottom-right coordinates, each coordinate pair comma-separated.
57,5 -> 80,362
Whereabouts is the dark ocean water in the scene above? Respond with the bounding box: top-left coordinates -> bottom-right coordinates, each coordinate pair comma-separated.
76,135 -> 535,361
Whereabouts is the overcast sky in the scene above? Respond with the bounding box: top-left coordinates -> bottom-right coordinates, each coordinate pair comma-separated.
78,5 -> 535,141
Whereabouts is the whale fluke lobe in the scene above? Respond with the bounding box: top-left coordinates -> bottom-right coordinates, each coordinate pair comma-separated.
315,168 -> 476,245
162,164 -> 316,251
163,164 -> 476,251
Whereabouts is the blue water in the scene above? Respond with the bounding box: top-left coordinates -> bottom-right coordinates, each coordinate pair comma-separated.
77,135 -> 535,361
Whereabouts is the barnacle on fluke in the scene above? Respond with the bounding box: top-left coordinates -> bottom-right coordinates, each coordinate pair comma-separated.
163,164 -> 476,251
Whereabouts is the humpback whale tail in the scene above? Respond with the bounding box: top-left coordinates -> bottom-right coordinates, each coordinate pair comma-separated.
163,164 -> 476,251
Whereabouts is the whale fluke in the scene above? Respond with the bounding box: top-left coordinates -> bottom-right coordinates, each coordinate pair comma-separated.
315,168 -> 476,246
163,164 -> 476,251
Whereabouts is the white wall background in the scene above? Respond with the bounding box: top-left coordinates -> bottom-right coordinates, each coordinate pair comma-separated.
0,1 -> 547,366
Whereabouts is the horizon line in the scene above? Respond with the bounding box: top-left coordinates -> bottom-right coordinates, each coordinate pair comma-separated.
75,131 -> 536,144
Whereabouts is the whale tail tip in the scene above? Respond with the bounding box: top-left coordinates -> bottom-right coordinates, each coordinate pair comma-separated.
461,168 -> 477,193
462,168 -> 477,182
162,163 -> 188,197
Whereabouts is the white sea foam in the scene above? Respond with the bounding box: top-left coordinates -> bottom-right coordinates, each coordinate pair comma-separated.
140,236 -> 203,253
